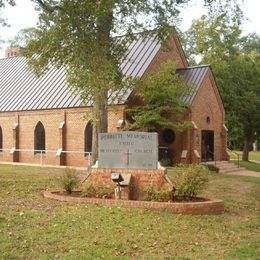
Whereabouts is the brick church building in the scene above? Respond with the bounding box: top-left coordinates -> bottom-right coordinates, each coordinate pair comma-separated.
0,34 -> 228,167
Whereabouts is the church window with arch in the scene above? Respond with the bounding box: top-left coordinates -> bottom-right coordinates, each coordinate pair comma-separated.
34,122 -> 46,153
84,121 -> 93,155
0,126 -> 3,152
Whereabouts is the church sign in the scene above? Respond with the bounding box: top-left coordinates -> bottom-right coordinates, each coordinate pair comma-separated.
98,131 -> 158,169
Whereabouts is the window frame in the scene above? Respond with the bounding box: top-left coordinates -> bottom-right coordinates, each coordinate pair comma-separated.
84,121 -> 93,155
0,126 -> 3,152
34,122 -> 46,154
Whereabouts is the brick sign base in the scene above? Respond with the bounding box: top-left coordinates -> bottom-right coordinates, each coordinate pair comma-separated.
87,168 -> 169,200
43,191 -> 224,215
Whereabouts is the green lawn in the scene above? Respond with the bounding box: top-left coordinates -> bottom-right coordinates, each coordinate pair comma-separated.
249,151 -> 260,161
0,164 -> 259,259
230,151 -> 260,161
234,161 -> 260,172
229,151 -> 260,172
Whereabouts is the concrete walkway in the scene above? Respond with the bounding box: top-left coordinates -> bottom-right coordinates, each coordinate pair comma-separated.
223,170 -> 260,178
251,160 -> 260,165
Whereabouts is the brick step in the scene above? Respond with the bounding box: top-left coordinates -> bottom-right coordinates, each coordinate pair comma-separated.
217,165 -> 242,170
216,162 -> 235,166
202,161 -> 245,173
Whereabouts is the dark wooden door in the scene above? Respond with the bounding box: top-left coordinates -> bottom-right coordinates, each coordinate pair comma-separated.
201,130 -> 214,161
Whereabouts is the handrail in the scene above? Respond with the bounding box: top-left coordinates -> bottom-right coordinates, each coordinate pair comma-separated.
0,148 -> 92,166
206,150 -> 216,167
227,148 -> 240,168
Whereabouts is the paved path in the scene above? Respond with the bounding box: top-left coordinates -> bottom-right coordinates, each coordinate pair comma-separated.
251,160 -> 260,165
223,170 -> 260,178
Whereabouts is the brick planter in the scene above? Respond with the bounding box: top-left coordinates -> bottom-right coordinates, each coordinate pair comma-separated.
43,191 -> 224,215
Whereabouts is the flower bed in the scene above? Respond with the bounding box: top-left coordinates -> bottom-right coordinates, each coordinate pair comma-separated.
43,191 -> 224,215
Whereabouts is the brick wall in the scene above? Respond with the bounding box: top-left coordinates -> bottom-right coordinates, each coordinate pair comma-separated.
0,105 -> 125,167
88,167 -> 169,200
0,112 -> 16,162
142,34 -> 187,77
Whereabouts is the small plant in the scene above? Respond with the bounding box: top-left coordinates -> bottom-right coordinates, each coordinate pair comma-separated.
204,164 -> 219,173
60,168 -> 80,194
82,183 -> 96,197
95,185 -> 114,199
82,183 -> 114,199
143,186 -> 173,202
160,158 -> 173,167
170,164 -> 209,199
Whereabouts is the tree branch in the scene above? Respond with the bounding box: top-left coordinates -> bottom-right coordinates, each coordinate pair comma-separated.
33,0 -> 63,13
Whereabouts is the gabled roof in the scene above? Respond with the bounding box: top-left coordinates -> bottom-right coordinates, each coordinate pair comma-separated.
0,35 -> 162,112
177,65 -> 210,105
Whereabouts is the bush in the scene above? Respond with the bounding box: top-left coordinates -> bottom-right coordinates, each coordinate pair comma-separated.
60,168 -> 80,194
204,164 -> 219,173
143,186 -> 173,202
81,183 -> 96,197
82,183 -> 114,199
171,164 -> 209,199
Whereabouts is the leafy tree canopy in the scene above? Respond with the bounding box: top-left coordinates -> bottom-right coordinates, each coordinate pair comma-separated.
126,61 -> 193,132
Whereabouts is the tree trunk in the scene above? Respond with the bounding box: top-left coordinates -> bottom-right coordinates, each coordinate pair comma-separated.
91,91 -> 108,165
242,137 -> 250,161
91,122 -> 99,166
90,9 -> 113,165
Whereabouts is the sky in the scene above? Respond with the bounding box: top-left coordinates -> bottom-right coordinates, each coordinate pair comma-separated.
0,0 -> 259,58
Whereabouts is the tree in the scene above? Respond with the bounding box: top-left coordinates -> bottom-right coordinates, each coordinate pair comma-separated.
126,61 -> 192,132
0,0 -> 15,44
0,0 -> 15,24
184,14 -> 260,161
23,0 -> 242,164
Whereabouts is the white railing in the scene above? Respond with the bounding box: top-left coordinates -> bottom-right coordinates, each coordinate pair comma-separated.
0,148 -> 91,166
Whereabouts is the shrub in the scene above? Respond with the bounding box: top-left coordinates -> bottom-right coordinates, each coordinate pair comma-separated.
204,164 -> 219,173
82,183 -> 114,199
82,183 -> 96,197
95,185 -> 114,199
143,186 -> 173,202
170,164 -> 209,199
60,168 -> 80,194
160,158 -> 174,167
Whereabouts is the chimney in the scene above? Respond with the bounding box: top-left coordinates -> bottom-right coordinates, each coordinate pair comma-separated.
5,47 -> 25,58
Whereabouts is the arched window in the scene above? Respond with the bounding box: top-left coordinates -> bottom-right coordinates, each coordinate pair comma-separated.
34,122 -> 45,153
0,126 -> 2,152
84,121 -> 93,154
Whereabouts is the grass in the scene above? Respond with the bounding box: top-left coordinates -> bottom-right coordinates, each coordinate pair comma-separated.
230,151 -> 260,161
229,151 -> 260,172
234,161 -> 260,172
0,164 -> 259,259
249,151 -> 260,161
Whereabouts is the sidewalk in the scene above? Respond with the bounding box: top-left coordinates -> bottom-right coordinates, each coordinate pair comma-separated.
223,170 -> 260,178
251,160 -> 260,165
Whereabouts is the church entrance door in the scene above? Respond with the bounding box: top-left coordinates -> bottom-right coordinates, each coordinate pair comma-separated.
201,130 -> 214,161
